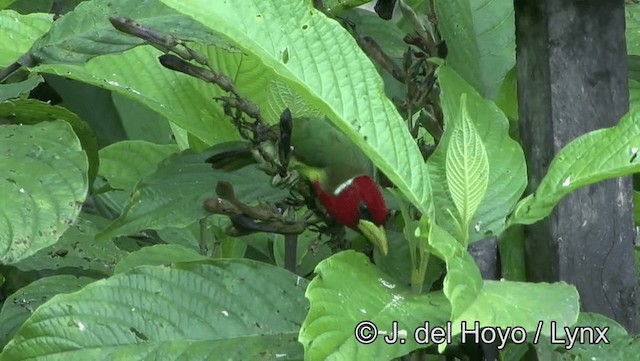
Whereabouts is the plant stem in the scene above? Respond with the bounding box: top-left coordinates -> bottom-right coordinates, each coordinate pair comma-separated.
284,234 -> 298,273
199,218 -> 210,256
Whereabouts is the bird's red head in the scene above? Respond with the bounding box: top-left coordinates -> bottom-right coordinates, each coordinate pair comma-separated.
312,175 -> 388,229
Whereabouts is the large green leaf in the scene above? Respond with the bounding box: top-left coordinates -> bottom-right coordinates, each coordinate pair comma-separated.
8,0 -> 55,14
531,312 -> 633,359
24,0 -> 238,145
0,0 -> 18,10
0,275 -> 95,349
157,0 -> 433,216
427,223 -> 579,352
299,251 -> 451,361
342,8 -> 407,60
450,280 -> 579,347
37,45 -> 239,145
429,66 -> 526,242
494,66 -> 518,121
435,0 -> 515,99
498,224 -> 526,281
0,10 -> 52,67
97,147 -> 290,240
10,216 -> 125,275
98,140 -> 179,192
112,92 -> 175,144
0,259 -> 309,360
10,0 -> 89,14
114,243 -> 210,274
322,0 -> 371,14
0,75 -> 43,101
445,94 -> 490,239
0,98 -> 99,187
26,0 -> 230,64
510,108 -> 640,225
0,120 -> 88,264
45,75 -> 127,148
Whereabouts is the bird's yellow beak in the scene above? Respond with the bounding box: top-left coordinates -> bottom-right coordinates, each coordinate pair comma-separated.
357,219 -> 388,256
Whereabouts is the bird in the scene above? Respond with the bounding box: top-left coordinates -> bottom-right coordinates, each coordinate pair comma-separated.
207,108 -> 389,255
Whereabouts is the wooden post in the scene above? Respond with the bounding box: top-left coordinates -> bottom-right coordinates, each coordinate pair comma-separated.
515,0 -> 639,332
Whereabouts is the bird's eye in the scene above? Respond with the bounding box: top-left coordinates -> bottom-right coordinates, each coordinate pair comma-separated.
357,200 -> 374,223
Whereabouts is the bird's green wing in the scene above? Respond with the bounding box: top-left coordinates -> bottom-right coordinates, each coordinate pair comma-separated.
290,116 -> 373,191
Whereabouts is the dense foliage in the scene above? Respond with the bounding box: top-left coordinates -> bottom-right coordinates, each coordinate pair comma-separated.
1,0 -> 640,360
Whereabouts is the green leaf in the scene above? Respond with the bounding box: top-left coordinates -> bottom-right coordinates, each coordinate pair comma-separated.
340,8 -> 408,107
30,0 -> 239,145
212,228 -> 248,259
429,66 -> 526,242
453,280 -> 579,335
494,66 -> 518,121
631,78 -> 640,109
45,75 -> 127,148
445,94 -> 490,237
7,0 -> 55,14
323,0 -> 371,15
0,75 -> 43,101
97,147 -> 290,240
627,4 -> 640,56
0,10 -> 52,68
562,313 -> 638,359
0,98 -> 99,187
112,92 -> 175,144
427,223 -> 482,322
499,343 -> 529,361
26,0 -> 231,64
341,9 -> 407,59
0,275 -> 94,349
426,222 -> 578,351
0,0 -> 19,11
37,46 -> 240,144
114,243 -> 210,274
98,140 -> 179,192
155,222 -> 202,252
429,225 -> 577,352
435,0 -> 515,98
510,108 -> 640,225
300,251 -> 450,361
448,280 -> 579,353
10,216 -> 125,275
0,260 -> 309,360
497,224 -> 526,281
157,0 -> 433,216
373,230 -> 413,283
532,312 -> 632,359
0,120 -> 88,264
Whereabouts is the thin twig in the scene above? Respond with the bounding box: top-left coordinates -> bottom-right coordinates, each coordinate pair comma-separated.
203,182 -> 311,236
359,36 -> 405,83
